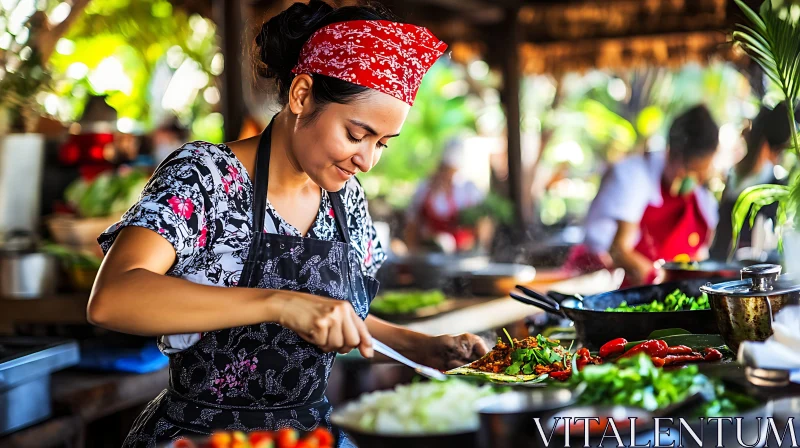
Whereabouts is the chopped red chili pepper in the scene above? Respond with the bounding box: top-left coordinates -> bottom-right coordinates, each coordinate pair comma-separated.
599,338 -> 628,358
703,348 -> 723,362
667,345 -> 693,355
663,353 -> 705,366
650,357 -> 666,367
549,370 -> 572,381
621,340 -> 668,359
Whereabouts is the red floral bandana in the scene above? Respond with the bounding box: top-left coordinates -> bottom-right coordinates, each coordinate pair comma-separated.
292,20 -> 447,105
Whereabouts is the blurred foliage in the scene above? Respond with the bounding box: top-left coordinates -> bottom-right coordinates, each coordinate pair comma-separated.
730,0 -> 800,252
0,0 -> 57,132
359,62 -> 479,207
459,192 -> 514,227
47,0 -> 222,141
64,167 -> 148,218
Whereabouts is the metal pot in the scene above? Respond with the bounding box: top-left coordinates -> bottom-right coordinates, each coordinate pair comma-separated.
0,251 -> 57,298
476,388 -> 576,448
700,264 -> 800,353
661,260 -> 746,282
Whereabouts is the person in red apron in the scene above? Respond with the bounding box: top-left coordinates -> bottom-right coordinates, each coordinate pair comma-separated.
570,105 -> 720,285
89,4 -> 487,446
406,139 -> 484,252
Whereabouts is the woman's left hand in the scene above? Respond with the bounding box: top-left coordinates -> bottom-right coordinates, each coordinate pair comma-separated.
417,333 -> 489,371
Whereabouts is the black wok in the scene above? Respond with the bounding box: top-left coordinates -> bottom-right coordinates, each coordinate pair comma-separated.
511,279 -> 720,349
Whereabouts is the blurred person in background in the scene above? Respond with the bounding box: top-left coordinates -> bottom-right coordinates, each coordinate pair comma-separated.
710,102 -> 795,261
567,105 -> 720,285
404,137 -> 486,253
151,118 -> 189,166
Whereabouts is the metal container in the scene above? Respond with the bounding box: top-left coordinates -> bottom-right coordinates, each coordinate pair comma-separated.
476,388 -> 576,448
457,263 -> 536,296
661,260 -> 746,282
0,337 -> 80,435
701,264 -> 800,353
0,251 -> 58,298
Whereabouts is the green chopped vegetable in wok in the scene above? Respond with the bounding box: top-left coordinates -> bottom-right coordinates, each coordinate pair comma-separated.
605,289 -> 710,312
568,354 -> 758,415
370,290 -> 446,314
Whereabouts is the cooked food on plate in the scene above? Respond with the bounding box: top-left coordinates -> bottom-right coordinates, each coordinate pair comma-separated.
605,289 -> 710,312
333,380 -> 496,434
447,334 -> 601,382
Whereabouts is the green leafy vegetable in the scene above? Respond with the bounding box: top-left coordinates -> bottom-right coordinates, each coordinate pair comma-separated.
370,290 -> 446,315
502,335 -> 564,376
605,289 -> 709,312
42,243 -> 102,270
64,169 -> 148,218
569,354 -> 757,415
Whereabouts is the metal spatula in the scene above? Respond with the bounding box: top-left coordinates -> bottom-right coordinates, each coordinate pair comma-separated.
372,339 -> 448,381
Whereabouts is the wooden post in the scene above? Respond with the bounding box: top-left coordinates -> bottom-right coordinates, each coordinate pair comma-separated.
500,7 -> 530,228
214,0 -> 245,141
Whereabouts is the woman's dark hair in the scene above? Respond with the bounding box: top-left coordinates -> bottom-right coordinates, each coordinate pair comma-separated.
735,102 -> 794,177
667,105 -> 720,163
254,0 -> 396,112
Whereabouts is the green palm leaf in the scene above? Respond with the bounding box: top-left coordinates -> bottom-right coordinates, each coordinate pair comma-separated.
730,185 -> 791,258
730,0 -> 800,255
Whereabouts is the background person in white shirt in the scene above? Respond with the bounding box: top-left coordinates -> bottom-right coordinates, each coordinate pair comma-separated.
571,105 -> 720,285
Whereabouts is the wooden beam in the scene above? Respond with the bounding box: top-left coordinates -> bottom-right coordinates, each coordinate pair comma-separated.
214,0 -> 246,141
499,8 -> 531,229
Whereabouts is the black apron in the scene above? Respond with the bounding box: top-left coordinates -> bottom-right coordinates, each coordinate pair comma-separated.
122,117 -> 379,448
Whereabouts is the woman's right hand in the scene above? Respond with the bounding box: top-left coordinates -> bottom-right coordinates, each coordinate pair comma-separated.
272,292 -> 374,358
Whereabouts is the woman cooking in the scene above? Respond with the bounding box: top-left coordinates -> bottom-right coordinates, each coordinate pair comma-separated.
576,105 -> 721,286
87,2 -> 487,446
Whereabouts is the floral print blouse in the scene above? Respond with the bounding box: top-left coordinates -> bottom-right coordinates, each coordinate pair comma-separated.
98,141 -> 386,353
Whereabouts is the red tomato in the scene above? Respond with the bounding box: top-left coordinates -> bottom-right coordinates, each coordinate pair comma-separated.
210,432 -> 232,448
309,428 -> 334,446
250,432 -> 275,448
173,439 -> 197,448
296,439 -> 319,448
277,428 -> 299,448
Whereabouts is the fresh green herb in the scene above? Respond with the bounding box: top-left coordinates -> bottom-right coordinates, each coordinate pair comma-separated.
370,290 -> 446,314
605,289 -> 710,312
569,354 -> 758,415
503,328 -> 515,348
503,336 -> 565,376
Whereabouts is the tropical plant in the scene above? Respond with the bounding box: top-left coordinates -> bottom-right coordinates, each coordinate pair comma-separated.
730,0 -> 800,255
47,0 -> 222,141
0,0 -> 90,132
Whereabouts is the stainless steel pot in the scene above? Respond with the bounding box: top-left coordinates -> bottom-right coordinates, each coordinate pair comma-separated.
700,264 -> 800,353
475,388 -> 576,448
0,251 -> 57,298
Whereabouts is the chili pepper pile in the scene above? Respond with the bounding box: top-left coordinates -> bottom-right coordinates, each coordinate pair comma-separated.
172,428 -> 334,448
598,338 -> 723,367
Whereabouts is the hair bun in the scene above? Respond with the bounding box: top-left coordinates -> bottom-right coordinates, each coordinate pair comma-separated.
254,0 -> 334,95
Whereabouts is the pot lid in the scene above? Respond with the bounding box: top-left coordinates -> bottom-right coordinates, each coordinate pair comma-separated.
700,264 -> 800,297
